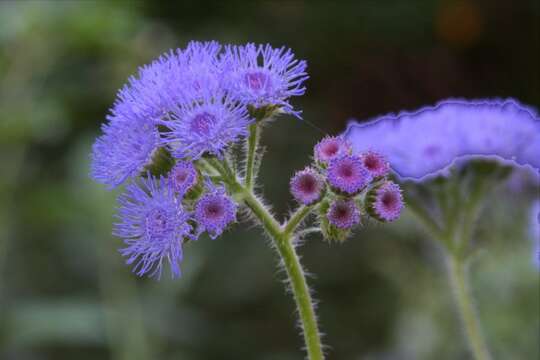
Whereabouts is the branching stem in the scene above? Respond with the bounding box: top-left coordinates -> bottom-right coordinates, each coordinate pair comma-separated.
203,158 -> 324,360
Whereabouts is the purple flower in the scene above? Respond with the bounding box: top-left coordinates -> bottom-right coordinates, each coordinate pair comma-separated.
327,199 -> 360,229
222,43 -> 308,117
360,151 -> 390,178
91,41 -> 225,188
195,182 -> 237,239
168,161 -> 198,196
344,99 -> 540,182
314,136 -> 352,164
327,155 -> 372,195
114,175 -> 193,279
290,167 -> 325,205
367,182 -> 404,222
91,103 -> 160,188
116,41 -> 223,122
161,88 -> 252,159
166,41 -> 224,100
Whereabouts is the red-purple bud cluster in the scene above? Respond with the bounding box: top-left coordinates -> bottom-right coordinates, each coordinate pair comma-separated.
289,136 -> 404,242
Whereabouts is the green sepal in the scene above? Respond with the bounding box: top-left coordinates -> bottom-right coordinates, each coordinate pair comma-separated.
248,104 -> 281,122
143,147 -> 175,178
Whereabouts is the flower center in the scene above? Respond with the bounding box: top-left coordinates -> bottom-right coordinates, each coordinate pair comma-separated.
364,155 -> 379,170
381,192 -> 397,209
300,176 -> 316,193
175,170 -> 188,183
338,164 -> 354,178
145,207 -> 168,238
244,70 -> 271,91
190,112 -> 216,136
336,206 -> 349,218
323,143 -> 339,157
205,201 -> 224,219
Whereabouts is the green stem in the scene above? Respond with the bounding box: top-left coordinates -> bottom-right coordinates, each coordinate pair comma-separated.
241,189 -> 282,239
244,123 -> 259,190
446,253 -> 492,360
275,232 -> 325,360
242,189 -> 324,360
283,205 -> 314,237
207,159 -> 324,360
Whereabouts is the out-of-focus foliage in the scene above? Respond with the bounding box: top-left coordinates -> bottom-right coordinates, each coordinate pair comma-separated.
0,1 -> 538,359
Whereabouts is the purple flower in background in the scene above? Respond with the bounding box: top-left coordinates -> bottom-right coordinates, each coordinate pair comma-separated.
530,200 -> 540,270
168,161 -> 198,196
161,88 -> 252,159
222,43 -> 308,117
367,182 -> 404,222
344,99 -> 540,181
290,167 -> 325,205
360,151 -> 390,178
314,136 -> 351,164
195,182 -> 237,239
327,199 -> 360,229
91,104 -> 160,188
327,155 -> 372,195
115,175 -> 193,279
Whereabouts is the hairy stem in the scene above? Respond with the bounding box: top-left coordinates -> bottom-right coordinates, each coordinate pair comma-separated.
240,189 -> 324,360
275,232 -> 325,360
283,205 -> 314,237
205,159 -> 324,360
244,123 -> 259,190
446,253 -> 492,360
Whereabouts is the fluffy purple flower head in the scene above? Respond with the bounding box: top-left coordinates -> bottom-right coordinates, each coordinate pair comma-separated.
166,41 -> 224,100
195,182 -> 237,239
344,99 -> 540,182
290,167 -> 325,205
327,199 -> 361,229
168,161 -> 198,196
314,136 -> 352,164
222,43 -> 308,117
91,103 -> 160,188
161,88 -> 252,159
360,151 -> 390,178
367,182 -> 404,222
117,41 -> 223,121
327,155 -> 372,195
114,175 -> 193,279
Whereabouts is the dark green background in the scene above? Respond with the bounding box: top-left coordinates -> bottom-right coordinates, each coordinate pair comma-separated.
0,1 -> 538,359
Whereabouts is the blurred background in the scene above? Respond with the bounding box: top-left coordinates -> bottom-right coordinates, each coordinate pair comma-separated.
0,1 -> 538,359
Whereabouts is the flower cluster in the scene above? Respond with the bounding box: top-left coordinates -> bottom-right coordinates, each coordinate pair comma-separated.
289,136 -> 403,242
91,41 -> 308,278
91,41 -> 308,188
344,99 -> 540,182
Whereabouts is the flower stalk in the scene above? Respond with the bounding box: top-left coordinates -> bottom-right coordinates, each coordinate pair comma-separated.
446,253 -> 492,360
204,136 -> 325,360
406,171 -> 496,360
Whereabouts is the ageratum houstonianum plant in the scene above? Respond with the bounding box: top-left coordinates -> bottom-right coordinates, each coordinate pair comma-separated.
345,99 -> 540,360
90,41 -> 404,360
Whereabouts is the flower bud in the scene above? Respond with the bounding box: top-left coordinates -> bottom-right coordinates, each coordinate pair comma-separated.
366,181 -> 404,222
359,150 -> 390,179
314,136 -> 351,166
326,155 -> 372,195
319,199 -> 360,242
290,167 -> 325,205
195,182 -> 237,239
